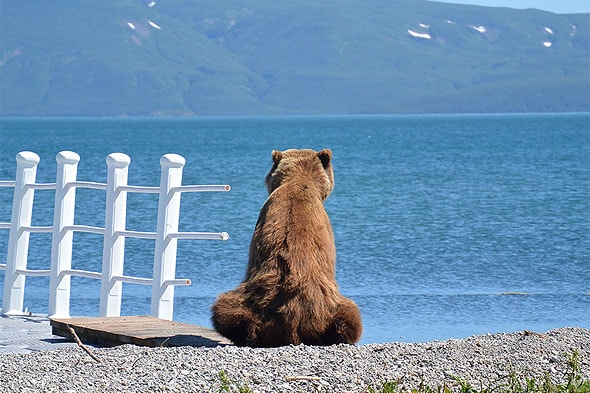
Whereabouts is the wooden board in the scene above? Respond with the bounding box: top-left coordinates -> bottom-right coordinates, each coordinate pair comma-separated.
50,316 -> 232,348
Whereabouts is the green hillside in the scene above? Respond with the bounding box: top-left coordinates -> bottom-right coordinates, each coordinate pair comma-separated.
1,0 -> 588,116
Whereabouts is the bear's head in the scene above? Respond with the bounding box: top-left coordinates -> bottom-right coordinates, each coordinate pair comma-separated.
265,149 -> 334,200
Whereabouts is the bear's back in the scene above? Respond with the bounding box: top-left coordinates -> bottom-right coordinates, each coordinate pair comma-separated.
247,148 -> 337,282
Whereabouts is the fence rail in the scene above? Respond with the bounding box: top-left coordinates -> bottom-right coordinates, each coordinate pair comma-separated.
0,150 -> 230,320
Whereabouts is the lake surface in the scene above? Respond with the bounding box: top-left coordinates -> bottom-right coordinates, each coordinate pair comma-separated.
1,114 -> 589,344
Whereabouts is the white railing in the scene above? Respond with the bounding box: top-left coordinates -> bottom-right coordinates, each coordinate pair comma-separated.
0,151 -> 230,320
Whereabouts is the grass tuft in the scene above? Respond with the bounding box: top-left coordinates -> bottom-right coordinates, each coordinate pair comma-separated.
367,352 -> 589,393
217,370 -> 254,393
216,352 -> 589,393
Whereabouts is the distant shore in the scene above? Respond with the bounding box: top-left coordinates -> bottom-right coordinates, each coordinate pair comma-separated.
1,327 -> 588,392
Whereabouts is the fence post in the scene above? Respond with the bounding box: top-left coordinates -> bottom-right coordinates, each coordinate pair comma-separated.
151,154 -> 185,320
48,151 -> 80,318
1,152 -> 40,315
99,153 -> 130,317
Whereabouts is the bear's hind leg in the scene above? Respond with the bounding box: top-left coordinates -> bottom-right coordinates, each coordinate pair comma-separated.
324,298 -> 362,345
211,291 -> 261,346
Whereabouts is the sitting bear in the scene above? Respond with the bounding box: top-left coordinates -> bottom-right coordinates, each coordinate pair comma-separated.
211,148 -> 362,347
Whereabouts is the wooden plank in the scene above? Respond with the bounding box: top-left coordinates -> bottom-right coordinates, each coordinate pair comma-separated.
50,316 -> 232,348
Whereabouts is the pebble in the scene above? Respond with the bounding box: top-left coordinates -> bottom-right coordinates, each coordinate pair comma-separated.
0,327 -> 588,392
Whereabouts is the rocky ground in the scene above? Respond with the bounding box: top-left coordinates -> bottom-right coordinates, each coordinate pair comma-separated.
1,327 -> 588,393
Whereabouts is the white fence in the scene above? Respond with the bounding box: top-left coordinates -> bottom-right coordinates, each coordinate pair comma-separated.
0,151 -> 230,320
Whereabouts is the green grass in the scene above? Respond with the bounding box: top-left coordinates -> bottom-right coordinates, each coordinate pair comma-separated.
217,370 -> 254,393
216,352 -> 589,393
367,352 -> 590,393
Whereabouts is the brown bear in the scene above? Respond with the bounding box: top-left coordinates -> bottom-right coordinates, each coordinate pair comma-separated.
211,148 -> 362,347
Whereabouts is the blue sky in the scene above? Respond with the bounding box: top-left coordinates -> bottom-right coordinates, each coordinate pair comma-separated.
436,1 -> 589,14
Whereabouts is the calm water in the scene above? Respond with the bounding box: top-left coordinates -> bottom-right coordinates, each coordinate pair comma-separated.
0,114 -> 589,344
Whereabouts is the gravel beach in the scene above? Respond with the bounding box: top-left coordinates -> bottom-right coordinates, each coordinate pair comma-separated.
1,327 -> 588,393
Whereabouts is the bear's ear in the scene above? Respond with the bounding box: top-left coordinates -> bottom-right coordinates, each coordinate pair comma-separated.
271,150 -> 283,165
317,149 -> 332,169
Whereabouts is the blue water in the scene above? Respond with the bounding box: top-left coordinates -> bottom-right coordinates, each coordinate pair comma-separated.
0,114 -> 589,344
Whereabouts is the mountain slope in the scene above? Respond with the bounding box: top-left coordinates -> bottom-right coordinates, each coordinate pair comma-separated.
1,0 -> 588,116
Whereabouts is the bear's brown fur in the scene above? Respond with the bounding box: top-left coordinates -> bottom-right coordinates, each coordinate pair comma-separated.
211,148 -> 362,347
